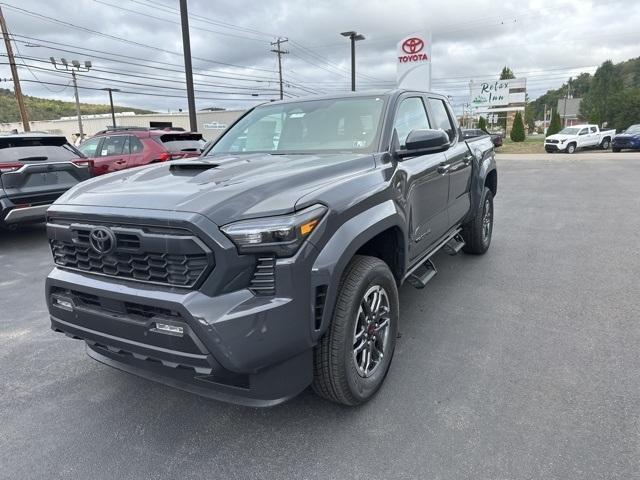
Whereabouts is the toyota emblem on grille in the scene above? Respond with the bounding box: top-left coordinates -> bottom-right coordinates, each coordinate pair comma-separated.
89,227 -> 116,254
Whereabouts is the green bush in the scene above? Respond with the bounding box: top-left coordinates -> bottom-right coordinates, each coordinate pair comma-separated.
478,116 -> 487,131
546,111 -> 562,136
510,112 -> 525,142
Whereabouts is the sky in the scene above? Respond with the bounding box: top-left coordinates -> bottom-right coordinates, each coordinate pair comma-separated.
1,0 -> 639,116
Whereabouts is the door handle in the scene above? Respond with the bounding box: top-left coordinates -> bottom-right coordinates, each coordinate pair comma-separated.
114,159 -> 126,164
464,154 -> 474,164
437,163 -> 451,174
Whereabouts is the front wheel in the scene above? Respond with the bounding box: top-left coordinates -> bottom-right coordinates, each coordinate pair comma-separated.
462,187 -> 494,255
312,256 -> 399,406
566,143 -> 576,154
612,147 -> 621,152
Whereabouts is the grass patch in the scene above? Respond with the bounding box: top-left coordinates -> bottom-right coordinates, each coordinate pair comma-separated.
496,136 -> 545,154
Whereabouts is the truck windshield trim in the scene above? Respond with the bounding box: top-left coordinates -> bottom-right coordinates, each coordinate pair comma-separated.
210,96 -> 388,156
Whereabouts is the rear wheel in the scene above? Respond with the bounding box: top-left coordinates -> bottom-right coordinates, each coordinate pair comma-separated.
601,138 -> 610,150
612,147 -> 621,152
312,255 -> 398,406
566,143 -> 576,154
462,187 -> 494,255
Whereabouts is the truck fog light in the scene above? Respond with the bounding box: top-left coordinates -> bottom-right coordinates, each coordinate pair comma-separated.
155,323 -> 184,335
53,297 -> 74,311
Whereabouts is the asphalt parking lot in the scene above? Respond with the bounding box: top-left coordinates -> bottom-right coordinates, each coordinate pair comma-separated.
1,153 -> 639,480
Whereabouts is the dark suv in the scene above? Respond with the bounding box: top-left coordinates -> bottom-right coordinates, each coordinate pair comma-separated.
46,90 -> 497,406
0,133 -> 91,229
77,127 -> 205,176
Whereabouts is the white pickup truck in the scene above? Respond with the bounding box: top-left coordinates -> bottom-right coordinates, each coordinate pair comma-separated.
545,124 -> 616,153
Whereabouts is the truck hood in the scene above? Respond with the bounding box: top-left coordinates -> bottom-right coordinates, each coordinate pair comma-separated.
545,134 -> 573,142
54,153 -> 376,224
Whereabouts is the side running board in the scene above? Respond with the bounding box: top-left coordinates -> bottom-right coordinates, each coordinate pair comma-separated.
406,258 -> 437,289
442,232 -> 466,256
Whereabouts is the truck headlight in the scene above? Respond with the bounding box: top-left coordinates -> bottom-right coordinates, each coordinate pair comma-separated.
221,204 -> 327,257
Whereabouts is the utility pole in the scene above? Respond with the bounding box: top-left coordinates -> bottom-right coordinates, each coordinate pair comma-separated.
51,58 -> 91,141
179,0 -> 197,132
543,104 -> 547,134
270,38 -> 289,100
563,78 -> 572,128
341,31 -> 365,91
101,87 -> 120,128
0,5 -> 30,131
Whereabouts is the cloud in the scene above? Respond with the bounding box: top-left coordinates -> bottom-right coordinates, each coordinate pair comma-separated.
1,0 -> 639,114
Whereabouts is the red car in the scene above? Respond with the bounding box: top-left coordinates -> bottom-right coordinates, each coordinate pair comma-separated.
77,127 -> 205,176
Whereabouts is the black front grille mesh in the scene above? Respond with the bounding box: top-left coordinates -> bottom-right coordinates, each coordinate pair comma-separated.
50,240 -> 209,287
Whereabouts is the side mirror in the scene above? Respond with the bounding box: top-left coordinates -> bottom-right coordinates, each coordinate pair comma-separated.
397,129 -> 450,158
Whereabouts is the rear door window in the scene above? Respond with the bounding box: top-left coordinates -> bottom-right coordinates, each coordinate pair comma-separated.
129,136 -> 144,154
98,136 -> 127,157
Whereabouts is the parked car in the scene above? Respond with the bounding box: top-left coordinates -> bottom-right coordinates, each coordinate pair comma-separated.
0,133 -> 91,230
612,124 -> 640,152
45,90 -> 497,406
77,127 -> 206,176
462,128 -> 503,148
544,124 -> 615,153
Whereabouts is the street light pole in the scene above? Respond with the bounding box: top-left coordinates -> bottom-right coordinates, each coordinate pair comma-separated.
101,88 -> 120,127
340,31 -> 365,91
51,58 -> 91,141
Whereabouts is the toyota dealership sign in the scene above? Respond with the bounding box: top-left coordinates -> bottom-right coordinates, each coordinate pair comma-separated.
396,33 -> 431,90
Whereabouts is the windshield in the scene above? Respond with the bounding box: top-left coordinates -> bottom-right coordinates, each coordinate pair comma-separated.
625,124 -> 640,134
210,96 -> 387,155
558,127 -> 580,135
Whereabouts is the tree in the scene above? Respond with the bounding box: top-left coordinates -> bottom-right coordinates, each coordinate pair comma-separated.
478,116 -> 487,131
608,88 -> 640,131
500,66 -> 516,80
510,112 -> 525,142
547,111 -> 562,135
580,60 -> 623,125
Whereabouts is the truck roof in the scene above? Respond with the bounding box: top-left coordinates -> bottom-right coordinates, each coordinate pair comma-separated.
261,89 -> 447,106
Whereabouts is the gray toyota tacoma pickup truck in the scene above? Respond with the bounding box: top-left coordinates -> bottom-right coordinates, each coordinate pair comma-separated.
46,90 -> 497,407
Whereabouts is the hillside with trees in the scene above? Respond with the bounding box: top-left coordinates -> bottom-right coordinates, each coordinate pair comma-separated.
0,88 -> 153,123
528,57 -> 640,131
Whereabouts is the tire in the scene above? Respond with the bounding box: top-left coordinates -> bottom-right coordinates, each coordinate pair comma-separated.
566,143 -> 576,154
462,186 -> 494,255
601,138 -> 610,150
612,147 -> 621,152
312,255 -> 399,406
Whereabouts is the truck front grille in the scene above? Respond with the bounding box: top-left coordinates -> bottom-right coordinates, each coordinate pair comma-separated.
48,221 -> 214,288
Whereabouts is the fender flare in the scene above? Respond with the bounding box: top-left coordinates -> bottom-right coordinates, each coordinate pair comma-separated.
309,200 -> 406,340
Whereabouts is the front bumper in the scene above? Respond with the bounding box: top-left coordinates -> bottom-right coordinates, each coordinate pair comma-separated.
612,140 -> 640,150
45,206 -> 324,406
544,143 -> 566,152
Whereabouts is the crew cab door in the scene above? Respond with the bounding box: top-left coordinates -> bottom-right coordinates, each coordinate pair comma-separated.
587,126 -> 599,146
393,95 -> 450,261
577,127 -> 590,148
427,97 -> 473,226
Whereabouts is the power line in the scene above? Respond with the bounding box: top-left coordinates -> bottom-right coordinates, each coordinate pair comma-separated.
0,3 -> 278,74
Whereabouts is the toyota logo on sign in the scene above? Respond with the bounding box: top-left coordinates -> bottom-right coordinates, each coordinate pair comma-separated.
89,226 -> 116,255
402,37 -> 424,54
